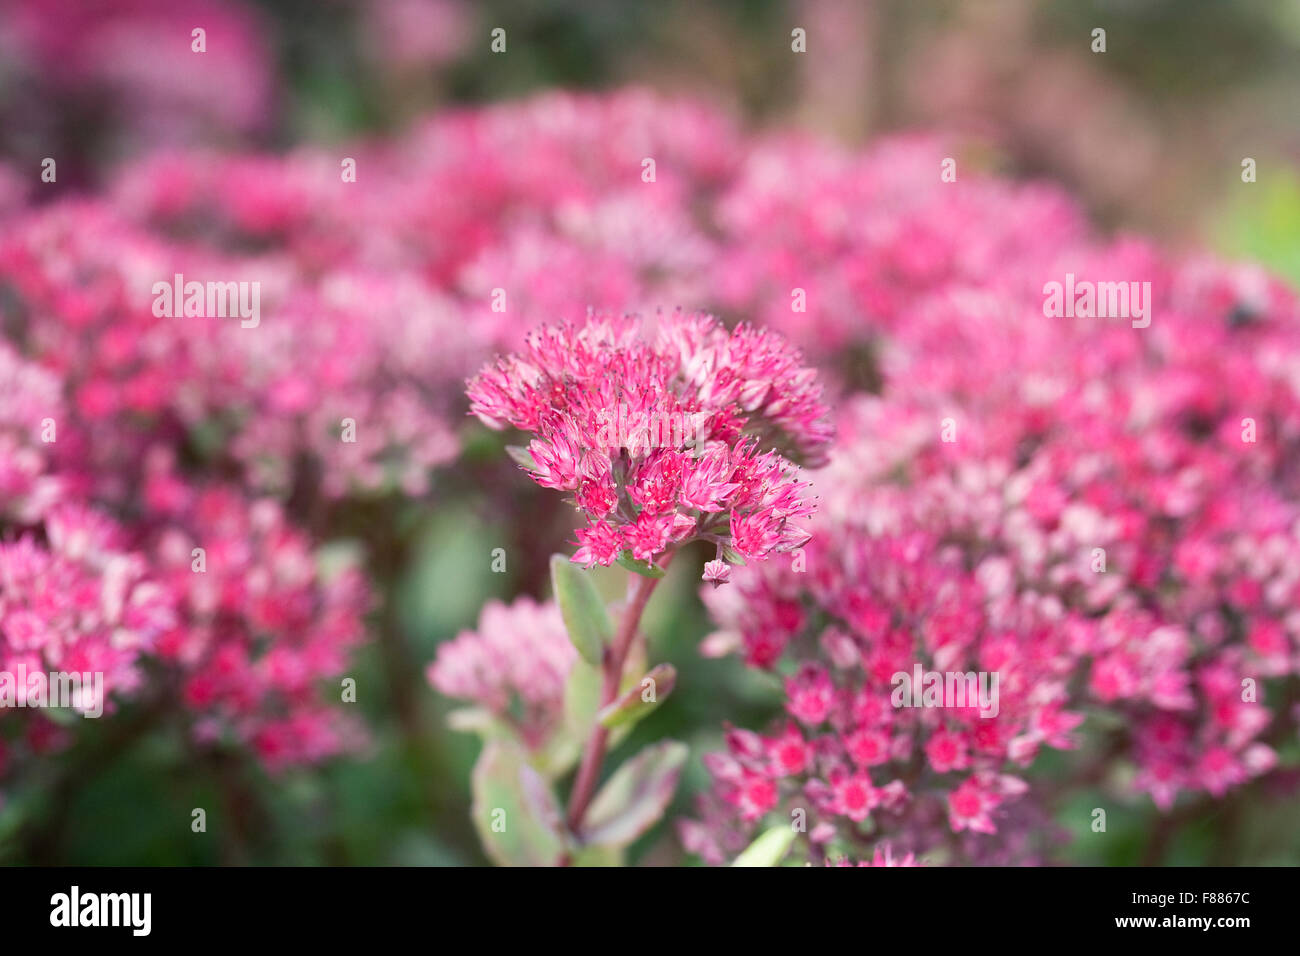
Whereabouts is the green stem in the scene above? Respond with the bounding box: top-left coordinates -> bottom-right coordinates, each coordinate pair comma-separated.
564,553 -> 673,837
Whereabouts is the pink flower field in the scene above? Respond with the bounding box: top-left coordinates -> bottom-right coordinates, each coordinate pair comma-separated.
0,1 -> 1298,885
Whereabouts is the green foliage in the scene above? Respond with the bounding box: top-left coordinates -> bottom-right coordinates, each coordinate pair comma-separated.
598,664 -> 677,730
551,555 -> 614,666
732,826 -> 797,867
1215,169 -> 1300,285
615,550 -> 666,578
579,741 -> 689,849
470,740 -> 565,867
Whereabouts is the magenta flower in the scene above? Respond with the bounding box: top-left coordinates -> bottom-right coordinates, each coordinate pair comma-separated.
467,311 -> 832,579
686,233 -> 1300,865
0,342 -> 63,523
0,503 -> 176,721
144,475 -> 372,770
701,559 -> 731,587
827,845 -> 922,867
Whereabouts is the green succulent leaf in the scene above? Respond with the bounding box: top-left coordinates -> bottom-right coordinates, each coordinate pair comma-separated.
615,550 -> 666,578
563,659 -> 602,734
732,825 -> 798,867
41,706 -> 80,727
446,706 -> 505,736
570,844 -> 624,867
550,554 -> 612,666
580,740 -> 688,848
470,739 -> 566,866
597,663 -> 676,730
720,545 -> 748,566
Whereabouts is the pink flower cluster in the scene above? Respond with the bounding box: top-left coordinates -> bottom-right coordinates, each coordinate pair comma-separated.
0,89 -> 746,789
144,473 -> 371,769
427,597 -> 575,751
108,89 -> 740,357
688,498 -> 1084,865
0,449 -> 370,774
0,202 -> 464,504
0,209 -> 386,775
688,211 -> 1300,864
21,90 -> 747,504
826,845 -> 920,867
0,504 -> 175,721
0,342 -> 62,523
467,311 -> 832,575
709,136 -> 1086,367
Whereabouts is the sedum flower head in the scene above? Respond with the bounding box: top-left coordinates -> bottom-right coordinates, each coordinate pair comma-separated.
427,597 -> 576,751
467,310 -> 832,578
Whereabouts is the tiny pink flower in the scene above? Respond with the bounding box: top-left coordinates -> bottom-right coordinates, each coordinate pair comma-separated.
702,559 -> 732,587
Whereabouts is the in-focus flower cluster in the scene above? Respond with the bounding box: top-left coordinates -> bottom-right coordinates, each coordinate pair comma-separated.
467,311 -> 833,577
686,486 -> 1084,866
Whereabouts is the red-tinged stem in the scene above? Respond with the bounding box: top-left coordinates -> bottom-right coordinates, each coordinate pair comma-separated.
565,553 -> 673,838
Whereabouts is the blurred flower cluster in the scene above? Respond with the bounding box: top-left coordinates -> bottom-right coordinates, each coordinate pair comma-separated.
428,596 -> 575,753
0,88 -> 745,800
0,0 -> 274,175
685,194 -> 1300,867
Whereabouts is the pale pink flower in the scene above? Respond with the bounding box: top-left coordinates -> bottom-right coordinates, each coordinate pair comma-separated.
428,597 -> 576,751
